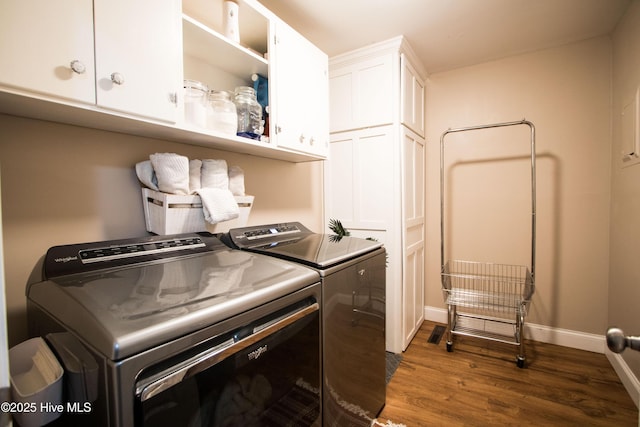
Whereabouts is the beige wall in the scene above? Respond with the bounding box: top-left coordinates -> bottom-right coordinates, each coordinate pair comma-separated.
0,114 -> 323,346
610,0 -> 640,378
425,36 -> 613,334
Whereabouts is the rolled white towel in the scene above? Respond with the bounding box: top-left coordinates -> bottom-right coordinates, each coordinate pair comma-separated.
195,188 -> 239,224
228,165 -> 245,196
201,159 -> 229,190
135,160 -> 159,191
150,153 -> 190,195
189,159 -> 202,194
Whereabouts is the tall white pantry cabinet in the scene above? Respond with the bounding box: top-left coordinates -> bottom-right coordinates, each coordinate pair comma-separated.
324,36 -> 426,353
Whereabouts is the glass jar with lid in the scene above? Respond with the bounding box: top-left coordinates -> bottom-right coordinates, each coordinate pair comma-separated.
183,79 -> 208,128
207,90 -> 237,135
233,86 -> 263,140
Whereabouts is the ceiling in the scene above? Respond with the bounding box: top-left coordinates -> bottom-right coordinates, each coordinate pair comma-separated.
258,0 -> 633,74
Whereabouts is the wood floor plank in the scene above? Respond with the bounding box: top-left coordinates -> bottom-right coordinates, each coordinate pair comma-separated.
378,321 -> 638,426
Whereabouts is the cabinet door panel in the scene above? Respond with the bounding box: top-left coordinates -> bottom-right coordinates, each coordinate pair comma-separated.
329,53 -> 393,133
328,71 -> 354,133
0,0 -> 95,103
270,19 -> 328,157
403,242 -> 424,349
400,54 -> 425,137
326,127 -> 393,231
358,56 -> 394,127
401,126 -> 425,349
357,131 -> 392,228
94,0 -> 181,122
327,136 -> 355,223
402,128 -> 425,222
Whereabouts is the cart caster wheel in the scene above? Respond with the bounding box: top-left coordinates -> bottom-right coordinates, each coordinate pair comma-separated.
516,357 -> 525,368
446,342 -> 453,352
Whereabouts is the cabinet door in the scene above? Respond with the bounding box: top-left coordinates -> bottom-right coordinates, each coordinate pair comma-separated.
401,126 -> 425,349
400,54 -> 425,137
325,126 -> 394,231
94,0 -> 181,122
329,53 -> 394,133
270,19 -> 329,158
0,0 -> 95,103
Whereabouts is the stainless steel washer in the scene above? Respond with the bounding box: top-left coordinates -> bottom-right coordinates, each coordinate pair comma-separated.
26,232 -> 322,426
223,222 -> 386,427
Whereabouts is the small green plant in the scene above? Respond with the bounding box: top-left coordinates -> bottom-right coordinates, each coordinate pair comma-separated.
328,218 -> 387,265
328,218 -> 350,237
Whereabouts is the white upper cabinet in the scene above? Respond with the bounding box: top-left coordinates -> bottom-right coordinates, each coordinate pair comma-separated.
0,0 -> 328,162
329,39 -> 426,137
329,52 -> 394,133
0,0 -> 181,123
269,18 -> 329,157
0,0 -> 96,104
94,0 -> 182,122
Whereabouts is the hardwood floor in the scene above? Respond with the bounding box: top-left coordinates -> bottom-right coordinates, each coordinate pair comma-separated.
378,320 -> 638,426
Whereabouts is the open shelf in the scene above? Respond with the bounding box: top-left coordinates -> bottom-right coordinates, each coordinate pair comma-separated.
0,90 -> 323,163
182,14 -> 268,78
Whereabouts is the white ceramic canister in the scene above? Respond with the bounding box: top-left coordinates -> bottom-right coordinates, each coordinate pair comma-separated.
223,0 -> 240,43
183,79 -> 208,128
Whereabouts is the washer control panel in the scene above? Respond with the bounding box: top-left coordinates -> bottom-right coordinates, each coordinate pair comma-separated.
39,233 -> 221,279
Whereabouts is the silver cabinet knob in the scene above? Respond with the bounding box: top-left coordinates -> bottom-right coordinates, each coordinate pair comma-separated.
299,134 -> 306,143
70,60 -> 86,74
110,72 -> 125,85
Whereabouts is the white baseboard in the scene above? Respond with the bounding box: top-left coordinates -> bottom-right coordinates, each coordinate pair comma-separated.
424,305 -> 640,410
606,350 -> 640,410
425,306 -> 604,352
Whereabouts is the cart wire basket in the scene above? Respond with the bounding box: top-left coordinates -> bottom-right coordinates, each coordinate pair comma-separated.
440,119 -> 536,368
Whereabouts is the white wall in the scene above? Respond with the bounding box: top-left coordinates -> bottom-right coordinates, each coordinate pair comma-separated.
0,114 -> 324,346
610,0 -> 640,382
425,36 -> 613,334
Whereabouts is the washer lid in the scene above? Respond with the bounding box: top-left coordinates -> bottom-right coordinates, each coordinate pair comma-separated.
28,247 -> 319,360
246,233 -> 383,268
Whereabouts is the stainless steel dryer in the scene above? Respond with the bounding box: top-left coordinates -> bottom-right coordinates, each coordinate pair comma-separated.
26,232 -> 322,427
223,222 -> 386,427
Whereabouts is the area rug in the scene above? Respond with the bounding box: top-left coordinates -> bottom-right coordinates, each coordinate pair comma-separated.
371,420 -> 407,427
386,351 -> 403,384
324,380 -> 406,427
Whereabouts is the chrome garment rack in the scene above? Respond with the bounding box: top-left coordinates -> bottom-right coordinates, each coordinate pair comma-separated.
439,119 -> 536,368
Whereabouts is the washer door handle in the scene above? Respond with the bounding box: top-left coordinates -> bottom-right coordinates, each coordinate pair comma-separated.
136,302 -> 319,402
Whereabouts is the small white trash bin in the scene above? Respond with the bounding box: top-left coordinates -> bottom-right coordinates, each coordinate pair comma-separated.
9,337 -> 63,427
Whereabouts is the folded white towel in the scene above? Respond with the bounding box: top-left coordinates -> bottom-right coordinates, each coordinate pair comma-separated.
228,165 -> 245,196
189,159 -> 202,194
201,159 -> 229,190
195,188 -> 239,224
135,160 -> 159,191
150,153 -> 190,195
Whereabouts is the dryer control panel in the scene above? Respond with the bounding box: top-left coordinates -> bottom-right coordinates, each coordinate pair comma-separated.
225,222 -> 311,247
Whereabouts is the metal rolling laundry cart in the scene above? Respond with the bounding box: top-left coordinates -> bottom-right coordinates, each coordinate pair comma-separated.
440,119 -> 536,368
